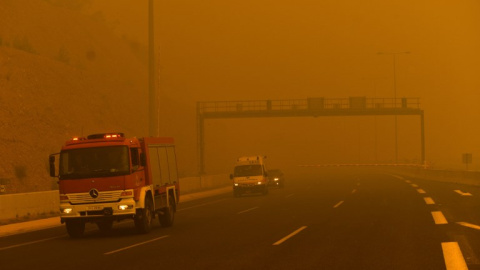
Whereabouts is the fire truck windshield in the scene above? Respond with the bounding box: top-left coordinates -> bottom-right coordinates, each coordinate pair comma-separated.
59,146 -> 129,179
234,165 -> 263,177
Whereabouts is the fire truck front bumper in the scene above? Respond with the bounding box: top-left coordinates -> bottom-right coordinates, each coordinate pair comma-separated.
60,198 -> 136,222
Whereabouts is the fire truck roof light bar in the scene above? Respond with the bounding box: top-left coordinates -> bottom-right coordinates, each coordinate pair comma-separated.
86,133 -> 125,140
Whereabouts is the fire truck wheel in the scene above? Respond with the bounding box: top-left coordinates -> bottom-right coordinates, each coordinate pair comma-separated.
65,220 -> 85,238
96,220 -> 113,233
159,196 -> 175,227
135,198 -> 153,233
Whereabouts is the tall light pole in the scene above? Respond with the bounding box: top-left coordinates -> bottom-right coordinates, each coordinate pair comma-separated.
148,0 -> 158,136
378,51 -> 410,164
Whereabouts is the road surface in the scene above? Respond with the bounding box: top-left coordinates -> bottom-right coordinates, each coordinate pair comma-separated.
1,168 -> 480,269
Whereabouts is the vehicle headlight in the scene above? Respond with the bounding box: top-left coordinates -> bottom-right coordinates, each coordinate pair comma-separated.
258,182 -> 263,185
118,205 -> 133,210
234,183 -> 239,186
274,178 -> 279,181
62,208 -> 73,214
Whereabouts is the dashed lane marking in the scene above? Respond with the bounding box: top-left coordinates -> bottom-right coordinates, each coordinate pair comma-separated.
424,197 -> 435,205
273,226 -> 307,246
411,184 -> 419,188
432,211 -> 448,225
457,222 -> 480,230
454,190 -> 473,196
237,206 -> 259,214
417,189 -> 426,194
104,235 -> 169,255
441,242 -> 468,270
333,201 -> 344,208
351,189 -> 357,194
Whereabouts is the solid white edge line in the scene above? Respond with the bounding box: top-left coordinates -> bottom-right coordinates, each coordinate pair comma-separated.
0,235 -> 65,251
442,242 -> 468,270
104,235 -> 169,255
273,226 -> 307,246
333,201 -> 344,208
431,211 -> 448,225
177,199 -> 227,212
457,222 -> 480,230
237,206 -> 259,214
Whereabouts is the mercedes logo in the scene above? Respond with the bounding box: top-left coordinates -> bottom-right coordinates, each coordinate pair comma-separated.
89,189 -> 99,199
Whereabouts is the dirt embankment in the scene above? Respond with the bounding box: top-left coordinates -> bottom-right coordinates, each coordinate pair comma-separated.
0,0 -> 149,193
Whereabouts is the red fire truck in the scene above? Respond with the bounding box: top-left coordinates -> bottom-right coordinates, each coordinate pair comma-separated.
49,132 -> 179,238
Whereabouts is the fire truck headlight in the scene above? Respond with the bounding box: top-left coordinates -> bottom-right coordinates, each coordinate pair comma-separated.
257,182 -> 263,185
118,205 -> 133,211
62,208 -> 73,214
234,183 -> 239,186
274,178 -> 279,181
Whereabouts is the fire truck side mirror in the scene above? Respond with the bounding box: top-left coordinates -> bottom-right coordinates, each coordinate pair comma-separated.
49,155 -> 57,177
140,153 -> 146,166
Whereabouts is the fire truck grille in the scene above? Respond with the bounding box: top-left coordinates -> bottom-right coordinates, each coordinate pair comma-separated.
68,191 -> 123,204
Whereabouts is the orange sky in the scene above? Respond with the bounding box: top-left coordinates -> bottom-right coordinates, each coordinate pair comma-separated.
88,0 -> 480,171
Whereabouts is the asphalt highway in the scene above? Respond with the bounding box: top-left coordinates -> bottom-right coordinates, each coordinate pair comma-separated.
1,168 -> 479,270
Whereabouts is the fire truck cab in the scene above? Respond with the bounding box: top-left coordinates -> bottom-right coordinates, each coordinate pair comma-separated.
49,132 -> 179,237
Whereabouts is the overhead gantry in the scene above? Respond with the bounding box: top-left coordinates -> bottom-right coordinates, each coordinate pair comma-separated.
197,97 -> 424,174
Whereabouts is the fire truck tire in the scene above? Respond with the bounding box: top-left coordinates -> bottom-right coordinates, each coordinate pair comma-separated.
65,220 -> 85,238
159,196 -> 175,227
96,220 -> 113,233
135,198 -> 153,233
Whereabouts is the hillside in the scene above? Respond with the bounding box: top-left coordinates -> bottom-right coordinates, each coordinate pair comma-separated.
0,0 -> 149,193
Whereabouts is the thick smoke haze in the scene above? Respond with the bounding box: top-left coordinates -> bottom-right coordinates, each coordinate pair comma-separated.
89,0 -> 480,172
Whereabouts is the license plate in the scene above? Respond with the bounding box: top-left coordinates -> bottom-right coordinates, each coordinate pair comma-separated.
87,205 -> 103,210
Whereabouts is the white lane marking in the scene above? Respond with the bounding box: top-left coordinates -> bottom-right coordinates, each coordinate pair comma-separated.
432,211 -> 448,224
390,174 -> 404,180
177,199 -> 227,212
442,242 -> 468,270
454,190 -> 472,196
104,235 -> 169,255
411,184 -> 419,188
417,189 -> 426,194
405,180 -> 412,184
273,226 -> 307,246
237,206 -> 259,214
0,235 -> 66,251
285,194 -> 295,198
424,197 -> 435,205
457,222 -> 480,230
351,189 -> 357,194
333,201 -> 344,208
